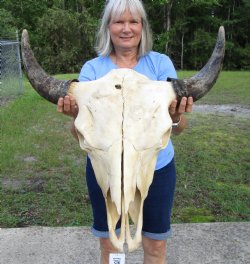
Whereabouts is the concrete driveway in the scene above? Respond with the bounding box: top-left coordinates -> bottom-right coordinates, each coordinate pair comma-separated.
0,222 -> 249,264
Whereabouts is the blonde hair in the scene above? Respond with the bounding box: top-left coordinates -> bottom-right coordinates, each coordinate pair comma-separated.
95,0 -> 152,57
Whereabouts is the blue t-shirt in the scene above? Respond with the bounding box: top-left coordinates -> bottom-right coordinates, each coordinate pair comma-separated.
78,51 -> 177,170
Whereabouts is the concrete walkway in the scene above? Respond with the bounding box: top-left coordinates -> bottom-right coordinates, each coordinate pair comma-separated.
0,222 -> 249,264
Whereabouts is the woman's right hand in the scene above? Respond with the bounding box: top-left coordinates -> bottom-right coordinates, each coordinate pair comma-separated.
57,95 -> 78,118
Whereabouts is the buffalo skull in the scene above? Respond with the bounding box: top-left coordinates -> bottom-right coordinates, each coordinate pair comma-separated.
21,27 -> 225,252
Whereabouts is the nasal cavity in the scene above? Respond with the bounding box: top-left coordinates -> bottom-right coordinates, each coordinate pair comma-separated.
115,84 -> 122,89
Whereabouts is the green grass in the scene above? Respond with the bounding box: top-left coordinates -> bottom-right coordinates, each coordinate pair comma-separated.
172,113 -> 249,223
0,78 -> 92,227
0,71 -> 249,227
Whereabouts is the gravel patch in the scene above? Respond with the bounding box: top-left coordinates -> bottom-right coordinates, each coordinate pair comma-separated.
193,104 -> 250,119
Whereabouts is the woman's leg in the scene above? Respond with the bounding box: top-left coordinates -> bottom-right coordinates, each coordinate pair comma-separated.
142,159 -> 176,264
99,238 -> 119,264
142,236 -> 166,264
86,157 -> 120,263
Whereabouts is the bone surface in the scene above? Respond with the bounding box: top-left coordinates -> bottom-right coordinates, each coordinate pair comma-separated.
68,69 -> 176,251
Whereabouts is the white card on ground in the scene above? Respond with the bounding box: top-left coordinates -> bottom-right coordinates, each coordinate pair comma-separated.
109,253 -> 125,264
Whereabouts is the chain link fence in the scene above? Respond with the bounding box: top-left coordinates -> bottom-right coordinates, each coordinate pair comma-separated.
0,31 -> 23,105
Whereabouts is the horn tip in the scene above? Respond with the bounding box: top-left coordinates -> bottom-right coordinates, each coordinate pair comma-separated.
219,25 -> 224,31
218,26 -> 225,40
21,29 -> 30,48
22,29 -> 28,37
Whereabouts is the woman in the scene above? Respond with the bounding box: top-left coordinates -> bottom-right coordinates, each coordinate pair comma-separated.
58,0 -> 193,263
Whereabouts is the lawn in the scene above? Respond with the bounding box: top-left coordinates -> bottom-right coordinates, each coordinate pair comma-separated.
0,71 -> 249,227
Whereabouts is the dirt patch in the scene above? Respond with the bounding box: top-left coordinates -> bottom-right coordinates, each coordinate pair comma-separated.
193,104 -> 250,119
1,178 -> 44,192
1,179 -> 23,190
23,156 -> 37,163
0,96 -> 17,107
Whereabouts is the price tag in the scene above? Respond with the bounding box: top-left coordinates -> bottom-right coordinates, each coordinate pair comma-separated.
109,253 -> 125,264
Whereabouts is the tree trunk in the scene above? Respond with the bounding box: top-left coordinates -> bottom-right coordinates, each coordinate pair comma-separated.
181,32 -> 185,70
165,0 -> 174,53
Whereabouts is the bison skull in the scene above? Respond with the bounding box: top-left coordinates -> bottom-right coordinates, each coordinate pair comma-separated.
21,27 -> 225,252
68,69 -> 176,251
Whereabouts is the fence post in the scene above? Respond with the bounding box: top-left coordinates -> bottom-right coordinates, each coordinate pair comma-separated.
0,40 -> 2,88
16,30 -> 24,94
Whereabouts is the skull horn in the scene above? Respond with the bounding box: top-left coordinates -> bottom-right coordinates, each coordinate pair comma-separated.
169,26 -> 225,102
21,29 -> 77,104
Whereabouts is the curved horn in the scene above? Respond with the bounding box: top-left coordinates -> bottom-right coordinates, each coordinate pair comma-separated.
169,26 -> 225,102
21,29 -> 77,104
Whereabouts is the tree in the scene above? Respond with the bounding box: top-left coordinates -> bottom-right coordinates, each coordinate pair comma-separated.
51,0 -> 105,16
1,0 -> 49,31
0,8 -> 17,39
1,0 -> 249,70
34,8 -> 97,74
217,0 -> 250,69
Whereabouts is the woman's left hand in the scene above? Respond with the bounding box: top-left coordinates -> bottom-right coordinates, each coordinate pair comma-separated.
169,96 -> 193,135
169,96 -> 193,123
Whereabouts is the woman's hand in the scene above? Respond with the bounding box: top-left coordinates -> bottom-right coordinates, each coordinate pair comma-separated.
57,95 -> 79,140
169,96 -> 193,135
57,95 -> 78,118
169,96 -> 193,121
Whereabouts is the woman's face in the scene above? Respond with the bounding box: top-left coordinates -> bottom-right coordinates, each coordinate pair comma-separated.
109,9 -> 142,53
